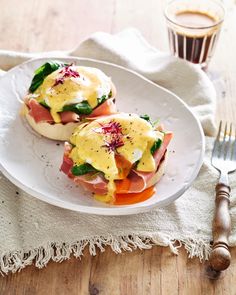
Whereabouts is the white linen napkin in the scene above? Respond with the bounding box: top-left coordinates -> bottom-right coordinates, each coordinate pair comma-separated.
1,28 -> 235,275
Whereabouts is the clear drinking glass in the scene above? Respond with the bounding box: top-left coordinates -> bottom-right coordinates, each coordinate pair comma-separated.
164,0 -> 225,69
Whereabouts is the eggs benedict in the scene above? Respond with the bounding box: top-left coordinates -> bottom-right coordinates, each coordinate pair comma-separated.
60,113 -> 173,205
23,61 -> 117,140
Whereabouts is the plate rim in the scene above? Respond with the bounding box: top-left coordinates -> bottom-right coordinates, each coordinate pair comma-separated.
0,56 -> 205,215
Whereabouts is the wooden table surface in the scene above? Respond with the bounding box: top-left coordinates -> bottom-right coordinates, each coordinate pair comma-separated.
0,0 -> 236,294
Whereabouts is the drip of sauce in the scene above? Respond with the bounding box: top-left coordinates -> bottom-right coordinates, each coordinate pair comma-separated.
114,186 -> 156,205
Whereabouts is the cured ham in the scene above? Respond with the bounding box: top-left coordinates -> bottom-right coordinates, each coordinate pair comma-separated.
88,98 -> 116,118
153,132 -> 173,168
27,99 -> 54,123
60,155 -> 73,175
60,111 -> 80,123
114,132 -> 172,193
27,98 -> 116,124
73,173 -> 108,195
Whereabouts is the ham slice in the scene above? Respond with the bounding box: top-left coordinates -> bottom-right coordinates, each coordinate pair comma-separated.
60,156 -> 73,175
88,98 -> 116,118
28,99 -> 54,123
153,132 -> 173,168
60,132 -> 173,195
115,170 -> 154,194
27,98 -> 116,124
73,173 -> 108,195
60,111 -> 80,123
116,132 -> 173,193
60,142 -> 73,175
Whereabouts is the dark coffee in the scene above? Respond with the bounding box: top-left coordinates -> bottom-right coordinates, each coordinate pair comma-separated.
167,11 -> 220,65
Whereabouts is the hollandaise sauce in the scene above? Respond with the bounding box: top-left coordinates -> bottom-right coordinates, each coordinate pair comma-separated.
33,65 -> 112,123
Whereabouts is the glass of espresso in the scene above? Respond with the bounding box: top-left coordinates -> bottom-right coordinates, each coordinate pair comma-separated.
164,0 -> 225,69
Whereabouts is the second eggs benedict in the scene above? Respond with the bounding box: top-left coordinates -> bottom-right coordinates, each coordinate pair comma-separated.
61,113 -> 173,205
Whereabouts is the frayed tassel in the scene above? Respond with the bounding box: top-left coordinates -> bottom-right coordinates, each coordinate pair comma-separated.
0,235 -> 211,275
182,239 -> 211,261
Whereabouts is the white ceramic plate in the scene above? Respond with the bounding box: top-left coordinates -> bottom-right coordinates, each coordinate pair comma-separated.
0,57 -> 204,215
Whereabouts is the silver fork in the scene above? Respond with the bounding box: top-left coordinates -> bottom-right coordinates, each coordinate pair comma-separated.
209,121 -> 236,271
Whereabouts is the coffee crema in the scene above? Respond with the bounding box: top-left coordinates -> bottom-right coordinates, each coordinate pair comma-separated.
168,10 -> 220,65
175,11 -> 216,28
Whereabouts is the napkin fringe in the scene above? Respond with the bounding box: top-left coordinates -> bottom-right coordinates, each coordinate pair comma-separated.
0,234 -> 211,275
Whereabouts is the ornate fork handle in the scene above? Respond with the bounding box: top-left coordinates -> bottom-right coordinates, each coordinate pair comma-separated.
209,182 -> 231,271
209,122 -> 235,272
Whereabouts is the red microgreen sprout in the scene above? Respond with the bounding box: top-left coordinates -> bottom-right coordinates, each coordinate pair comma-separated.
53,64 -> 80,87
53,77 -> 64,87
59,65 -> 80,78
102,137 -> 124,152
99,121 -> 123,135
93,120 -> 124,153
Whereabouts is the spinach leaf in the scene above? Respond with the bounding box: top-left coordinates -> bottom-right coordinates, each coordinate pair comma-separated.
97,95 -> 107,106
140,114 -> 152,124
71,163 -> 98,176
39,100 -> 50,109
133,160 -> 140,169
108,90 -> 112,98
97,90 -> 112,106
150,139 -> 162,155
62,101 -> 93,115
29,61 -> 67,93
140,114 -> 160,127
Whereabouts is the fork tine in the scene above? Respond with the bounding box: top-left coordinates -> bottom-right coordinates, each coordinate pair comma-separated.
212,121 -> 222,159
232,124 -> 236,161
221,122 -> 228,159
225,123 -> 232,160
211,122 -> 236,174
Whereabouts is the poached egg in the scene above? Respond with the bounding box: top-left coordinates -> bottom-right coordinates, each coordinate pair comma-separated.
69,113 -> 164,202
31,65 -> 112,123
